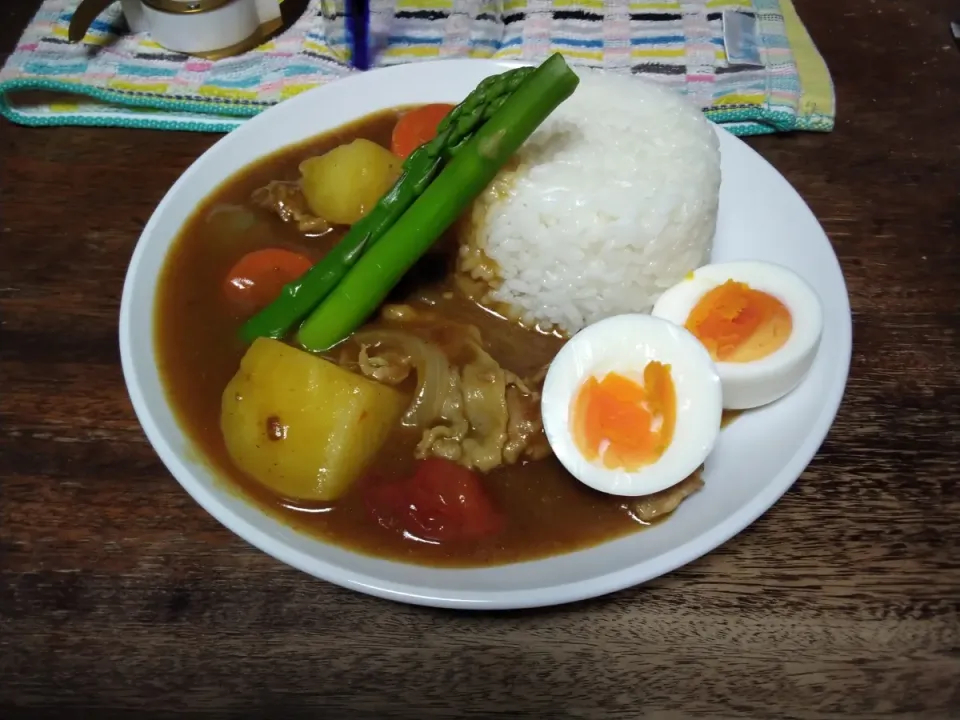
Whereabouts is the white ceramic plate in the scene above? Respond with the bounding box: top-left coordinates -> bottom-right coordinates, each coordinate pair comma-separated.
119,59 -> 852,610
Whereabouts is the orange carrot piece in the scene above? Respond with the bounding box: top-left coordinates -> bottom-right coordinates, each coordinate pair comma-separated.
223,248 -> 313,317
390,104 -> 456,160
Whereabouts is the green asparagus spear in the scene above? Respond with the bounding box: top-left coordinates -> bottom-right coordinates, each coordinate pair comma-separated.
297,53 -> 579,352
239,64 -> 537,344
238,147 -> 441,343
430,65 -> 535,159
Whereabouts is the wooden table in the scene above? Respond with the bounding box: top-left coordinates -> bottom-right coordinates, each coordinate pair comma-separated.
2,1 -> 959,717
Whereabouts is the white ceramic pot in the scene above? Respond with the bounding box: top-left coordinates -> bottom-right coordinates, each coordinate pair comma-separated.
68,0 -> 283,58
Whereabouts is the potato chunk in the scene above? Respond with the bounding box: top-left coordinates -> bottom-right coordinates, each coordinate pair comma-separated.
299,139 -> 401,226
221,338 -> 406,502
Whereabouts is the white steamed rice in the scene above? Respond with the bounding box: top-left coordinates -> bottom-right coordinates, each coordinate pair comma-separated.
459,67 -> 721,335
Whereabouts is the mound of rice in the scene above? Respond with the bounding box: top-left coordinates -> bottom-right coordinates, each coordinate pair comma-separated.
459,67 -> 721,335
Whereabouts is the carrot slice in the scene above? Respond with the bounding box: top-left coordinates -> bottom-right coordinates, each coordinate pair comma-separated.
223,248 -> 313,316
390,104 -> 455,160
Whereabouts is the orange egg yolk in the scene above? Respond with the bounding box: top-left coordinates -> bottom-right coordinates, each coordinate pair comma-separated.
684,279 -> 792,363
571,363 -> 677,471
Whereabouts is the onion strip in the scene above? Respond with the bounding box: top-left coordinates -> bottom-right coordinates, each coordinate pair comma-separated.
350,329 -> 452,428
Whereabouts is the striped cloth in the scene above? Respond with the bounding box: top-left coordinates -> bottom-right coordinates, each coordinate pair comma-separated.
0,0 -> 835,136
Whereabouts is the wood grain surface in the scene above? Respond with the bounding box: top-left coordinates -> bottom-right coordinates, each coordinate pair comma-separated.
2,1 -> 959,717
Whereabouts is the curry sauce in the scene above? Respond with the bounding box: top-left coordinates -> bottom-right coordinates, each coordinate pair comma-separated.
156,109 -> 731,568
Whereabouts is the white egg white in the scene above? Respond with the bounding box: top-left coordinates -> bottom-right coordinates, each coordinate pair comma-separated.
651,260 -> 823,411
541,314 -> 722,498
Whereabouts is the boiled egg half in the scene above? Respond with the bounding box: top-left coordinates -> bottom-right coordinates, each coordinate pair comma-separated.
541,314 -> 722,497
651,261 -> 823,410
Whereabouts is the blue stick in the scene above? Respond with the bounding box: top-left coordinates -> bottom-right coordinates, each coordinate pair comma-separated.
346,0 -> 370,70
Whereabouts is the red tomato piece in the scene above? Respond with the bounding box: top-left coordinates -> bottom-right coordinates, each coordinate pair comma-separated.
364,458 -> 502,543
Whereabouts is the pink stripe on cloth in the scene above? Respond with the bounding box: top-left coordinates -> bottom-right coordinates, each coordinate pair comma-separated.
602,4 -> 632,68
521,0 -> 555,61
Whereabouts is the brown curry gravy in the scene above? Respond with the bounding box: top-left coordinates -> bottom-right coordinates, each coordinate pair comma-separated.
156,109 -> 736,568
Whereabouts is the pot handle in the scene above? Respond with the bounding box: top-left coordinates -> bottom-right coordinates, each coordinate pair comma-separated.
68,0 -> 118,42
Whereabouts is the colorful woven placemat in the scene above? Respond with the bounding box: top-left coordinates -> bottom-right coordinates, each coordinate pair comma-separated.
0,0 -> 835,136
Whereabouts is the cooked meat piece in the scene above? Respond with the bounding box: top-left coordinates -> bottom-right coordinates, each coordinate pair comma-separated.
457,344 -> 509,472
411,339 -> 507,472
358,345 -> 412,385
348,324 -> 549,472
416,372 -> 470,465
525,364 -> 549,388
251,181 -> 332,235
504,384 -> 550,463
625,473 -> 705,523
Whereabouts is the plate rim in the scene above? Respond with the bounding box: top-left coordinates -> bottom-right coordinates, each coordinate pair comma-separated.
119,58 -> 853,610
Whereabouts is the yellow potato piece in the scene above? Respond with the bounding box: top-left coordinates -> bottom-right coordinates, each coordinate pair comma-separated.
221,338 -> 407,502
299,139 -> 402,225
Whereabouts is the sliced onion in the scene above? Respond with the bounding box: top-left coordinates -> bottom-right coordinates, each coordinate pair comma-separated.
205,203 -> 256,233
351,329 -> 452,428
